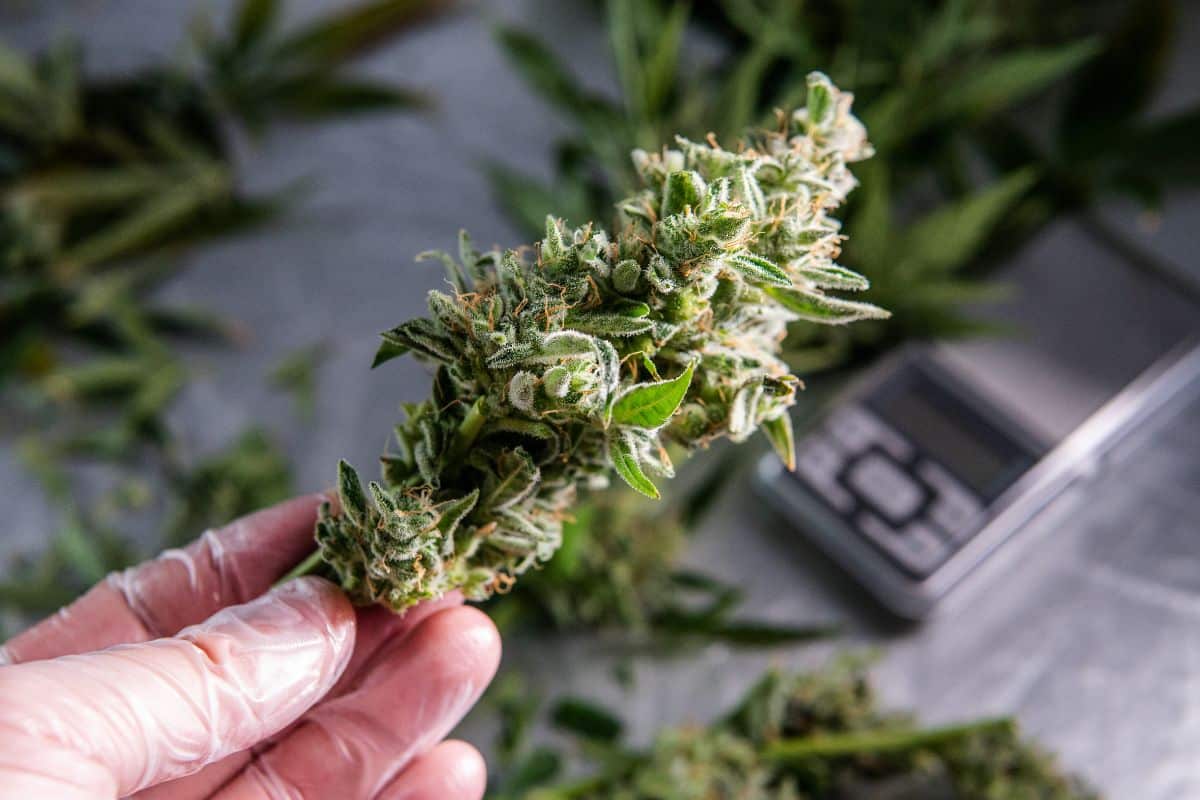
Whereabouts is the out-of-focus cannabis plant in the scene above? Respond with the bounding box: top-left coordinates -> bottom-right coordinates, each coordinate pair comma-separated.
478,0 -> 1200,644
488,659 -> 1097,799
487,477 -> 834,647
313,74 -> 887,611
493,0 -> 1200,372
0,0 -> 440,621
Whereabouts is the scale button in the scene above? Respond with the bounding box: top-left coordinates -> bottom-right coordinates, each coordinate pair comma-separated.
846,453 -> 924,523
857,512 -> 949,577
826,407 -> 877,453
917,460 -> 964,492
798,433 -> 844,471
917,460 -> 984,539
796,436 -> 853,513
827,406 -> 914,462
929,493 -> 983,540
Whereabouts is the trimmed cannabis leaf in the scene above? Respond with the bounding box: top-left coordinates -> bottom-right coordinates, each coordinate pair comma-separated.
317,73 -> 887,611
496,660 -> 1097,799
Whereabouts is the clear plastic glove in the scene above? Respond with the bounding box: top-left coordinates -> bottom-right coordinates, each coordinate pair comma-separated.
0,495 -> 501,800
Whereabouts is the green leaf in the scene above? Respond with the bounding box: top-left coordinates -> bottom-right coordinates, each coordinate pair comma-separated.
495,26 -> 610,123
58,167 -> 232,273
485,416 -> 558,442
526,331 -> 600,364
607,0 -> 645,120
337,460 -> 369,526
761,413 -> 795,471
612,299 -> 650,318
145,306 -> 241,343
9,168 -> 168,212
700,621 -> 839,646
272,77 -> 428,119
502,748 -> 562,795
641,1 -> 689,116
715,1 -> 804,136
41,356 -> 156,401
911,0 -> 998,73
368,481 -> 399,518
482,449 -> 540,511
661,170 -> 705,217
0,42 -> 37,96
372,338 -> 409,368
276,0 -> 441,67
794,262 -> 870,292
233,0 -> 281,52
433,489 -> 479,539
725,253 -> 791,288
900,167 -> 1038,274
378,318 -> 456,362
551,698 -> 624,742
608,431 -> 659,499
610,361 -> 694,429
868,40 -> 1096,151
938,40 -> 1100,123
566,312 -> 654,337
765,286 -> 890,324
490,331 -> 604,370
805,71 -> 835,128
53,515 -> 108,584
130,362 -> 186,423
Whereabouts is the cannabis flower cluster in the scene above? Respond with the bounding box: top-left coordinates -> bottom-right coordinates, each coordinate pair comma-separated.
527,663 -> 1097,799
315,73 -> 886,611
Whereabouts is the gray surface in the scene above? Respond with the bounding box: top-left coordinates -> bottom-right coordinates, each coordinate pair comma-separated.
2,1 -> 1200,796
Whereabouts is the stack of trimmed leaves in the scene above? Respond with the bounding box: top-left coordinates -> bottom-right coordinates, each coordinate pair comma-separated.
488,660 -> 1097,799
491,0 -> 1200,373
0,0 -> 439,623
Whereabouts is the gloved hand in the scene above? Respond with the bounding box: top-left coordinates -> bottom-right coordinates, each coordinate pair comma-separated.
0,494 -> 501,800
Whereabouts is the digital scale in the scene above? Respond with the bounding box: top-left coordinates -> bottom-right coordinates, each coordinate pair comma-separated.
756,339 -> 1200,619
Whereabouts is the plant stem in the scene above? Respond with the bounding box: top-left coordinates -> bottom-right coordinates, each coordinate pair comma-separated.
764,716 -> 1014,762
445,397 -> 486,467
277,548 -> 325,585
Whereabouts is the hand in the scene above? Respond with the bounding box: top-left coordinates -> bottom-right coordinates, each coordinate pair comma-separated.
0,495 -> 501,800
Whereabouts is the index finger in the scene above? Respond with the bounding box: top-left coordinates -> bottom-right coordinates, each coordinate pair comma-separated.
1,493 -> 327,665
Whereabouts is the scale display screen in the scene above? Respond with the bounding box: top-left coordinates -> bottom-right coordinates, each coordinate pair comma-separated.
866,365 -> 1041,501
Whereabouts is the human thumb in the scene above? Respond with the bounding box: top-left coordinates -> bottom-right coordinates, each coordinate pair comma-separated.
0,576 -> 355,799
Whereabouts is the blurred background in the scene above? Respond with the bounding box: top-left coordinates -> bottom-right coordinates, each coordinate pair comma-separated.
1,0 -> 1198,796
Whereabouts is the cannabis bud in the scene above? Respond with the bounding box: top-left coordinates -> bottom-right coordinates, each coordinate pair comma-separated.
316,73 -> 886,611
522,662 -> 1096,799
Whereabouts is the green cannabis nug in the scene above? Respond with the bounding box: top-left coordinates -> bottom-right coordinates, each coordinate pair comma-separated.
512,661 -> 1097,798
315,73 -> 886,611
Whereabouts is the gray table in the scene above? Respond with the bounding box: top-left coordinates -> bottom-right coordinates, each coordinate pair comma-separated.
3,2 -> 1199,796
